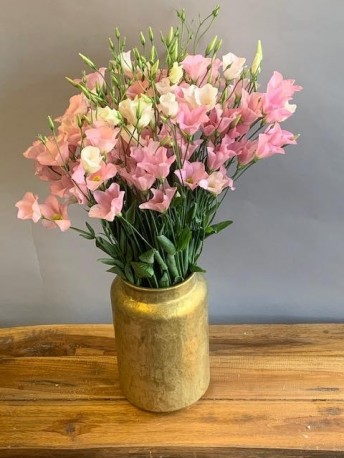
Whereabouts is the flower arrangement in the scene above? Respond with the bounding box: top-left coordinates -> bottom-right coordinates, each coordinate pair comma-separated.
16,6 -> 302,288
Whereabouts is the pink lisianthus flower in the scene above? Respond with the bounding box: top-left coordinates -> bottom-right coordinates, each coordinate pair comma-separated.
35,163 -> 62,182
232,139 -> 257,166
50,175 -> 74,198
23,140 -> 45,160
203,105 -> 234,136
176,103 -> 209,135
85,126 -> 119,153
182,54 -> 212,83
131,140 -> 175,180
239,89 -> 263,125
36,136 -> 70,167
56,94 -> 89,145
175,161 -> 208,190
39,196 -> 71,231
199,169 -> 234,195
139,186 -> 177,213
88,183 -> 124,221
15,192 -> 41,223
263,71 -> 302,123
86,162 -> 117,191
256,123 -> 296,159
120,165 -> 156,192
74,68 -> 107,92
207,141 -> 236,171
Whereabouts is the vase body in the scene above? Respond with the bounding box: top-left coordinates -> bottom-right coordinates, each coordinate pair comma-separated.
110,273 -> 210,412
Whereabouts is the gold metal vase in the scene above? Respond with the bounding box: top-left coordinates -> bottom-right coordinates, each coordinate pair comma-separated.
110,273 -> 210,412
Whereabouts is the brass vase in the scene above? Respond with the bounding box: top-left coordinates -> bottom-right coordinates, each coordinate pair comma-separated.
110,273 -> 210,412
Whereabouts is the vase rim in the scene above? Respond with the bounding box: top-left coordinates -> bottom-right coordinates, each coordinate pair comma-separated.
120,273 -> 197,293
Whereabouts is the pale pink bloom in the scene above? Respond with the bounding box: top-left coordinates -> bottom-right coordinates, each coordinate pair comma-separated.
182,84 -> 218,111
126,80 -> 150,99
203,105 -> 236,136
175,161 -> 208,190
131,140 -> 175,180
263,71 -> 302,123
86,162 -> 117,191
176,103 -> 209,135
58,94 -> 89,120
239,89 -> 263,125
39,195 -> 71,231
256,123 -> 296,159
68,183 -> 89,205
36,136 -> 70,167
232,139 -> 257,166
23,140 -> 45,160
207,140 -> 236,171
120,165 -> 156,192
222,53 -> 246,80
85,126 -> 119,153
50,175 -> 74,198
15,192 -> 41,223
199,169 -> 234,195
88,183 -> 124,221
74,67 -> 106,91
155,77 -> 175,95
119,51 -> 133,77
35,163 -> 62,182
139,187 -> 177,213
182,54 -> 211,83
80,146 -> 103,174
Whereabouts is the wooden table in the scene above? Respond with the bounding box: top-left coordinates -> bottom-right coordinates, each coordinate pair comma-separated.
0,324 -> 344,457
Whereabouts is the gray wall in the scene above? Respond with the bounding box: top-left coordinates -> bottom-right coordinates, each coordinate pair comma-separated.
1,0 -> 343,326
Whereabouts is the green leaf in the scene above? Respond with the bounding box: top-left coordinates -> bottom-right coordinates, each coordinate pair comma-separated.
157,235 -> 176,255
85,222 -> 95,237
96,237 -> 117,257
131,262 -> 154,279
139,249 -> 155,264
166,254 -> 179,278
98,258 -> 124,269
124,263 -> 135,284
125,202 -> 136,225
158,272 -> 170,288
190,264 -> 206,273
106,265 -> 125,278
154,250 -> 168,271
205,220 -> 233,238
176,227 -> 192,252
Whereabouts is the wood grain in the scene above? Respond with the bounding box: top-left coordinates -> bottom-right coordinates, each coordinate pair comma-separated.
1,324 -> 344,457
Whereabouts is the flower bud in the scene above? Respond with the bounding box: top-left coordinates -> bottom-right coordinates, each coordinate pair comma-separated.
47,116 -> 55,131
148,26 -> 154,42
251,40 -> 263,75
140,32 -> 146,46
205,35 -> 218,56
79,53 -> 97,70
115,27 -> 121,40
212,5 -> 220,17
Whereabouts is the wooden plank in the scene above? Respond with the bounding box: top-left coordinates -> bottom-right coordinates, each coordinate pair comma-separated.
0,400 -> 344,451
0,446 -> 343,458
1,324 -> 344,358
1,355 -> 344,401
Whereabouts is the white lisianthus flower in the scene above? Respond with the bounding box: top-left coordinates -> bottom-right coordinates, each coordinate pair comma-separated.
182,85 -> 198,109
182,84 -> 218,111
119,50 -> 133,76
194,84 -> 218,110
169,62 -> 183,84
222,53 -> 246,80
95,106 -> 121,126
155,77 -> 174,95
81,146 -> 103,173
119,96 -> 154,130
159,93 -> 179,118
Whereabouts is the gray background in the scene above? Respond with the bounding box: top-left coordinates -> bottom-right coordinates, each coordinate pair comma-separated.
1,0 -> 343,326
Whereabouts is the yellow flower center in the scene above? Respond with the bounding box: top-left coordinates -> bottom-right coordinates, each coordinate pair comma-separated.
52,214 -> 62,221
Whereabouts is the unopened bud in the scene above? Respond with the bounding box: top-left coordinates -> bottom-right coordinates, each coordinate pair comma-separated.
115,27 -> 121,40
140,32 -> 146,46
79,53 -> 96,70
212,5 -> 220,17
148,26 -> 154,42
47,116 -> 55,131
108,37 -> 115,51
205,35 -> 218,56
251,40 -> 263,75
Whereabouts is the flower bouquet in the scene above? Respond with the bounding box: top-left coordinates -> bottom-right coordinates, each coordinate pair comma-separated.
16,6 -> 302,411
